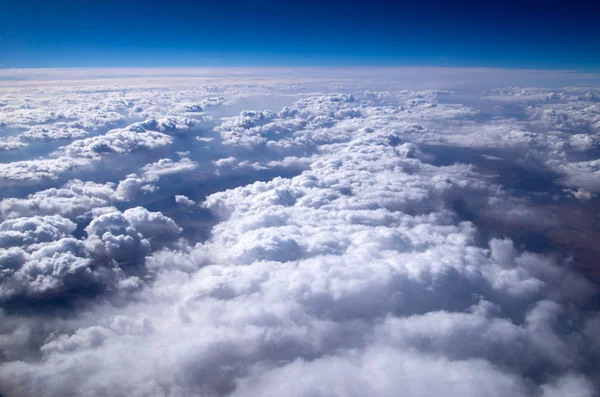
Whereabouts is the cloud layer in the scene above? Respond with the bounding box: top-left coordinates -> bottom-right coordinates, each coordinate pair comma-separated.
0,68 -> 599,397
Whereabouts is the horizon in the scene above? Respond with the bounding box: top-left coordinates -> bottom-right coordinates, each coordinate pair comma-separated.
2,3 -> 600,397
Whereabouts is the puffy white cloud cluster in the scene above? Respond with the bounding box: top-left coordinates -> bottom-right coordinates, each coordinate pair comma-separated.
20,125 -> 89,141
59,127 -> 173,159
0,157 -> 90,185
142,158 -> 198,180
175,194 -> 196,206
0,180 -> 110,220
127,116 -> 204,135
115,173 -> 157,201
0,137 -> 27,152
0,205 -> 181,302
199,96 -> 232,109
0,69 -> 599,397
0,214 -> 104,300
526,103 -> 600,134
84,206 -> 181,264
0,119 -> 203,187
0,177 -> 156,221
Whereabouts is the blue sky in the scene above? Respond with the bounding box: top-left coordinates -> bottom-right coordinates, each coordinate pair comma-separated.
1,0 -> 599,69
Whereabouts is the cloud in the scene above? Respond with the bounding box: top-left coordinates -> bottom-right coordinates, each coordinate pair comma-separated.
0,214 -> 114,301
175,195 -> 196,206
0,179 -> 117,220
59,127 -> 173,159
0,137 -> 27,152
0,68 -> 599,397
0,94 -> 129,131
0,202 -> 180,302
0,157 -> 90,185
115,174 -> 157,201
0,175 -> 160,221
200,97 -> 232,109
141,157 -> 198,180
127,116 -> 203,135
180,103 -> 203,113
84,207 -> 181,263
19,125 -> 89,141
0,215 -> 76,248
120,206 -> 182,241
552,159 -> 600,192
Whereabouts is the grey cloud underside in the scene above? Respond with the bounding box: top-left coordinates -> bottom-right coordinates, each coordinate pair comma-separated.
0,69 -> 599,397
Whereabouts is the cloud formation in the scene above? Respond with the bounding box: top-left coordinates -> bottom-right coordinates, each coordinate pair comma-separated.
0,68 -> 599,397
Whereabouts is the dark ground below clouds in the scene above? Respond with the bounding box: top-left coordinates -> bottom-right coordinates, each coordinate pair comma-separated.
422,144 -> 600,286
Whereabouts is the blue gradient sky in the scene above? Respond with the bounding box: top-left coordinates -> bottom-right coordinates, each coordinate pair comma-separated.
1,0 -> 599,69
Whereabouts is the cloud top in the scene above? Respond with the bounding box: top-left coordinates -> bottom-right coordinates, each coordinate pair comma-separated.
0,68 -> 599,397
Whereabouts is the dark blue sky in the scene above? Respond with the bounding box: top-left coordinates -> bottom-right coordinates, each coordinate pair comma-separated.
1,0 -> 599,69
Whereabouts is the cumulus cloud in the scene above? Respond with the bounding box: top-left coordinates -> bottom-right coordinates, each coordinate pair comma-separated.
115,173 -> 157,201
127,116 -> 203,135
141,157 -> 198,180
0,214 -> 112,301
0,137 -> 27,152
553,159 -> 600,192
0,175 -> 159,221
0,156 -> 90,185
175,195 -> 196,206
20,125 -> 89,141
0,179 -> 117,220
84,206 -> 181,265
0,206 -> 181,303
59,127 -> 173,159
0,68 -> 599,397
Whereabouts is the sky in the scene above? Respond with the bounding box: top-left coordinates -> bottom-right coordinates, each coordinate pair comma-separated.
1,0 -> 600,69
1,1 -> 600,395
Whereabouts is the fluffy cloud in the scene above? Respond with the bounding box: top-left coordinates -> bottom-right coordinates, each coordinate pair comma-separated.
115,174 -> 157,201
0,179 -> 117,220
0,157 -> 90,185
552,159 -> 600,192
0,206 -> 181,302
175,195 -> 196,206
0,215 -> 107,301
0,175 -> 160,221
60,127 -> 173,159
20,125 -> 89,141
0,215 -> 76,248
0,137 -> 27,152
0,69 -> 599,397
127,116 -> 203,135
141,158 -> 198,180
85,207 -> 181,259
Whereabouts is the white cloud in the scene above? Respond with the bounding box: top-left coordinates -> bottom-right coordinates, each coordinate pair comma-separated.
115,174 -> 157,201
59,127 -> 173,159
0,137 -> 27,152
0,157 -> 89,185
20,125 -> 89,141
0,179 -> 117,220
121,206 -> 182,241
0,69 -> 599,397
84,207 -> 181,261
127,116 -> 202,135
0,214 -> 115,301
0,215 -> 76,248
175,195 -> 196,206
0,204 -> 180,302
552,159 -> 600,192
141,158 -> 198,180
